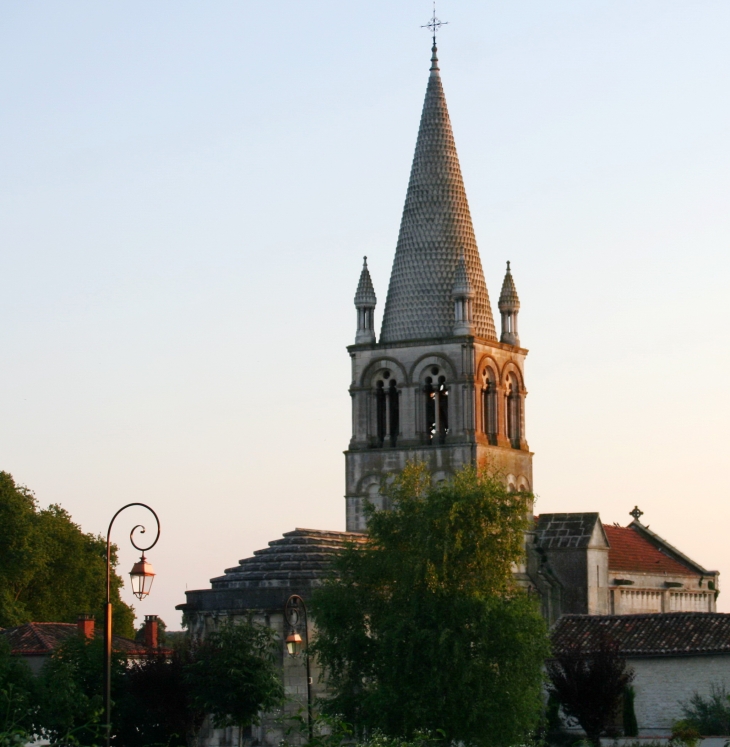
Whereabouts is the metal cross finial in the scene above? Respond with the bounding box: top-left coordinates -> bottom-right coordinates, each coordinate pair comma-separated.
629,506 -> 644,521
422,2 -> 448,46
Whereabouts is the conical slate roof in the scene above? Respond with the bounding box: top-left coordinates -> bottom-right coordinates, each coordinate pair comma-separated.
380,46 -> 496,343
178,529 -> 369,615
210,529 -> 367,592
452,252 -> 473,298
354,256 -> 377,307
498,261 -> 520,311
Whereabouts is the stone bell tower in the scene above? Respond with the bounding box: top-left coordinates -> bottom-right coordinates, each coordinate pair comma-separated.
345,44 -> 533,532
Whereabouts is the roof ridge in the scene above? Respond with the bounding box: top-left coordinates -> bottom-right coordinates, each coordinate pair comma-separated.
29,621 -> 64,650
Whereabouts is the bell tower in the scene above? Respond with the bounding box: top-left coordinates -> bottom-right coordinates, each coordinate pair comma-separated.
344,44 -> 532,531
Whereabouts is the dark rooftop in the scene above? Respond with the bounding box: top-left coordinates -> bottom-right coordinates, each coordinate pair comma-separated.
534,513 -> 602,550
0,622 -> 163,657
552,613 -> 730,658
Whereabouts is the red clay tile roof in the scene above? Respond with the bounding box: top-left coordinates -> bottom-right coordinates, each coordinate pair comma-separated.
604,525 -> 696,577
552,613 -> 730,657
0,622 -> 163,657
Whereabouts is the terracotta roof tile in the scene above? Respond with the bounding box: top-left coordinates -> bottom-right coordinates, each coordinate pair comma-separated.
552,613 -> 730,657
0,622 -> 165,657
604,525 -> 696,576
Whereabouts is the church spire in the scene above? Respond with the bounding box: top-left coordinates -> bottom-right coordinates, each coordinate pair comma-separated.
379,44 -> 496,344
354,256 -> 377,344
498,261 -> 520,346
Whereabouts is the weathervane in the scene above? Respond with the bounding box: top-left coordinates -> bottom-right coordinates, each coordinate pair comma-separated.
422,2 -> 448,46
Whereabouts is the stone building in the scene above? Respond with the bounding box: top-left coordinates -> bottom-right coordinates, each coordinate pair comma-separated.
178,40 -> 719,746
533,513 -> 718,619
345,43 -> 532,534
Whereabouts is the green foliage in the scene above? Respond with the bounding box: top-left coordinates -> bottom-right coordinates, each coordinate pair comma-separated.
114,641 -> 205,747
670,721 -> 702,747
185,619 -> 285,731
623,685 -> 638,737
0,471 -> 134,635
680,682 -> 730,736
282,712 -> 444,747
0,638 -> 36,737
311,462 -> 550,747
34,634 -> 125,745
546,634 -> 635,747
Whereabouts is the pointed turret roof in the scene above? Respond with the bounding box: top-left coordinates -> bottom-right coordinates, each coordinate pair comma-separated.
380,45 -> 496,343
498,261 -> 520,311
452,251 -> 473,298
354,256 -> 376,307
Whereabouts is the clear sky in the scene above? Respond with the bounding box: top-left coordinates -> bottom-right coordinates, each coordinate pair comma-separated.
1,1 -> 729,626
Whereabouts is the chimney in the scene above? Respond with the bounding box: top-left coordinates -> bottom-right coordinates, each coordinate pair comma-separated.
144,615 -> 159,649
77,614 -> 95,640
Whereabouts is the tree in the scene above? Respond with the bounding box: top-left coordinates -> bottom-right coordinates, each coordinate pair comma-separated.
34,633 -> 127,745
0,637 -> 36,739
0,471 -> 134,635
311,462 -> 550,747
185,619 -> 285,743
680,683 -> 730,736
546,633 -> 635,747
115,643 -> 205,747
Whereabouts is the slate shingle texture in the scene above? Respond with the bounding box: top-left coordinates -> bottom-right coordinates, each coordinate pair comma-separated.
552,613 -> 730,657
534,513 -> 601,550
210,528 -> 368,591
380,49 -> 496,344
498,263 -> 520,312
354,257 -> 376,307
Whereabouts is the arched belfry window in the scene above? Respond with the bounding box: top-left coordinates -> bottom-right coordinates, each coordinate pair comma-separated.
373,370 -> 399,447
505,372 -> 522,449
481,366 -> 498,445
424,365 -> 449,445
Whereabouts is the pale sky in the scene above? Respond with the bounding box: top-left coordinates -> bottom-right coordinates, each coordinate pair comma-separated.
1,1 -> 729,626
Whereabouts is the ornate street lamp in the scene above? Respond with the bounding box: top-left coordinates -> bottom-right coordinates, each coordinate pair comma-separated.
284,594 -> 312,739
104,503 -> 160,747
129,553 -> 156,599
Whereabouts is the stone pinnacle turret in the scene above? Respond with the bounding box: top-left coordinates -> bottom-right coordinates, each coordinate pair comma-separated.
498,261 -> 520,346
354,256 -> 377,344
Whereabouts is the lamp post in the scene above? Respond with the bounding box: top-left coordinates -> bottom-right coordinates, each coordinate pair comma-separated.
284,594 -> 312,740
104,503 -> 160,747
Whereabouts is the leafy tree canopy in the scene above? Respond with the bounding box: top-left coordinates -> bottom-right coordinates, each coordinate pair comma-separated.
185,618 -> 285,732
0,471 -> 134,635
311,462 -> 550,747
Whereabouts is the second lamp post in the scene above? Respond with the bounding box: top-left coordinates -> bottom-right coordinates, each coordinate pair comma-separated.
284,594 -> 312,740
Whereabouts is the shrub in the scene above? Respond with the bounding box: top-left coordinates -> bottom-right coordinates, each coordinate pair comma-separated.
680,682 -> 730,736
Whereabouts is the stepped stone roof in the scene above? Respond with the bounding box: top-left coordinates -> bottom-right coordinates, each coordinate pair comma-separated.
552,613 -> 730,658
379,46 -> 496,344
534,513 -> 603,550
604,525 -> 696,577
0,622 -> 156,657
498,261 -> 520,311
178,528 -> 367,615
354,257 -> 377,307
